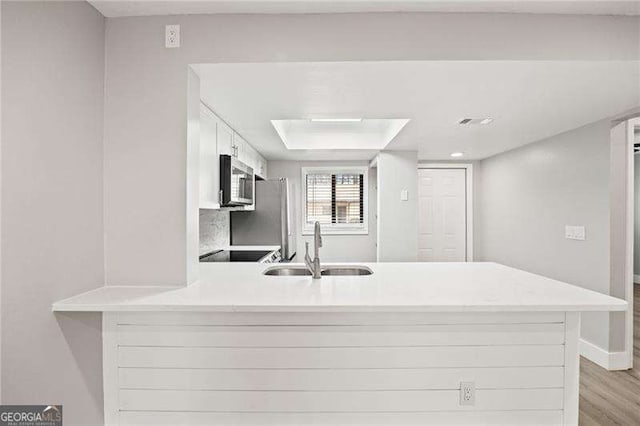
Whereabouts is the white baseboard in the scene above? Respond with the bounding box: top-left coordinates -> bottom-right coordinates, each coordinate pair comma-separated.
580,338 -> 631,370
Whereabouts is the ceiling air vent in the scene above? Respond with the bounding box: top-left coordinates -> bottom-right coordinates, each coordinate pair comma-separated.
457,117 -> 494,125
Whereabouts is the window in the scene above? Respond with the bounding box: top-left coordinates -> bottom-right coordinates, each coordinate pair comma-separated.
302,167 -> 368,235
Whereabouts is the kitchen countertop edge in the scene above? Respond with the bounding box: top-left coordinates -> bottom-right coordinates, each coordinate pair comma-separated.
51,262 -> 628,314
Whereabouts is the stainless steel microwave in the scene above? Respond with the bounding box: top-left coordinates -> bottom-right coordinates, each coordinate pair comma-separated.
220,155 -> 254,206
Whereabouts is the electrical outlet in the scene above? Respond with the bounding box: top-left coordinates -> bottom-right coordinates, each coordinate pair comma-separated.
165,25 -> 180,48
565,225 -> 586,241
460,382 -> 475,406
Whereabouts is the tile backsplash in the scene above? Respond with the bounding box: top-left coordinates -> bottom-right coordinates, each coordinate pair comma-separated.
199,209 -> 230,256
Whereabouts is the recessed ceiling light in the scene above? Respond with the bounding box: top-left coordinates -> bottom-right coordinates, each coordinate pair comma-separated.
310,118 -> 363,123
480,118 -> 494,125
450,152 -> 464,158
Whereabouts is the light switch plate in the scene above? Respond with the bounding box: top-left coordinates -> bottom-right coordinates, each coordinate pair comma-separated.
400,189 -> 408,201
565,225 -> 586,241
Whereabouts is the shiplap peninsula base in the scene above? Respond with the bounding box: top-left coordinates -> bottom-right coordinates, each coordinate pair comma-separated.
104,311 -> 578,425
53,262 -> 625,425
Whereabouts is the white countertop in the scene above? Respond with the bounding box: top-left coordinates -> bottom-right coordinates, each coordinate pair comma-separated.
52,262 -> 626,313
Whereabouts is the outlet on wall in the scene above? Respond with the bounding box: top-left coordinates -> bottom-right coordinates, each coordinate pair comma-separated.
565,225 -> 586,241
459,381 -> 475,406
165,25 -> 180,48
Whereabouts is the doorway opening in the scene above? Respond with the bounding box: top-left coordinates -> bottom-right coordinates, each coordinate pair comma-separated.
611,116 -> 639,371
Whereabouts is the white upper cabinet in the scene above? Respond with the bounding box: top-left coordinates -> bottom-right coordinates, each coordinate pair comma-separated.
199,102 -> 267,210
257,157 -> 268,179
233,132 -> 248,163
233,133 -> 255,211
199,104 -> 220,209
240,136 -> 255,169
216,119 -> 234,157
233,131 -> 267,180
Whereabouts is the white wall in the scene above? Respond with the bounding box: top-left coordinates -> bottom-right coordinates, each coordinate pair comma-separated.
377,151 -> 418,261
1,1 -> 105,423
477,119 -> 613,351
102,12 -> 640,286
268,161 -> 377,263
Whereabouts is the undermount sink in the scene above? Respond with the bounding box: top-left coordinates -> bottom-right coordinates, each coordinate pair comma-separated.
263,266 -> 373,276
263,267 -> 311,276
320,267 -> 373,276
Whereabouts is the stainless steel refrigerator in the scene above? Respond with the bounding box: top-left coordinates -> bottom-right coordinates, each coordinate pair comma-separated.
230,178 -> 296,261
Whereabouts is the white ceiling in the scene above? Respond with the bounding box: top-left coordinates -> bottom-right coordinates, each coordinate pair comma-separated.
193,61 -> 639,161
89,1 -> 640,18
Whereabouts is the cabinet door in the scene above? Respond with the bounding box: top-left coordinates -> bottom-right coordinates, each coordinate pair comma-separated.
252,150 -> 261,174
253,154 -> 266,179
199,104 -> 220,209
229,133 -> 254,211
233,132 -> 248,163
217,119 -> 234,157
245,142 -> 258,171
258,156 -> 268,179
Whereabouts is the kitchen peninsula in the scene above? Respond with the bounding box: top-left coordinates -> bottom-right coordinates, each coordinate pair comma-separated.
53,262 -> 625,426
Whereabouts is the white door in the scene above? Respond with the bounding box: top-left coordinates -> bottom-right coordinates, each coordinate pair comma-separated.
418,168 -> 467,262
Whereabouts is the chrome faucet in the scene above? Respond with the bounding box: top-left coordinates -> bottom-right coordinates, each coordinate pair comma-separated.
305,221 -> 323,279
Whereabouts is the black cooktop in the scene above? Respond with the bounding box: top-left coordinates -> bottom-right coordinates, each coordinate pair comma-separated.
199,250 -> 272,263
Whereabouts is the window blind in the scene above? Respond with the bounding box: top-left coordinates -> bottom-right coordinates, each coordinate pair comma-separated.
305,173 -> 332,224
306,173 -> 364,226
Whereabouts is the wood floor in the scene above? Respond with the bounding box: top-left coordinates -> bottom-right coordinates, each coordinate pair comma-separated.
579,284 -> 640,425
